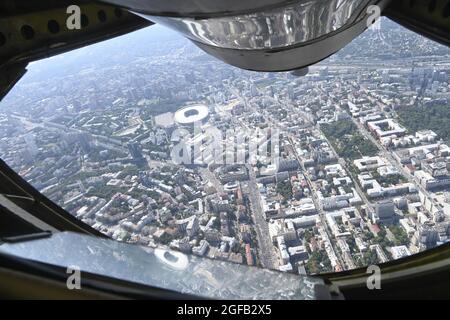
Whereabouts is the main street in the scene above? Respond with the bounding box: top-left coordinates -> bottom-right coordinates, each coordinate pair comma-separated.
234,83 -> 348,271
244,165 -> 279,270
228,86 -> 279,270
287,134 -> 346,271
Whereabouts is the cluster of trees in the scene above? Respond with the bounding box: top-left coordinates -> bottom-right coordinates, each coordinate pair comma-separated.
140,98 -> 184,117
372,171 -> 406,187
397,103 -> 450,143
322,120 -> 378,160
346,236 -> 357,254
306,251 -> 332,274
390,226 -> 409,246
64,169 -> 107,185
303,229 -> 314,243
276,180 -> 293,200
117,165 -> 140,179
86,185 -> 128,199
373,229 -> 394,248
361,250 -> 378,266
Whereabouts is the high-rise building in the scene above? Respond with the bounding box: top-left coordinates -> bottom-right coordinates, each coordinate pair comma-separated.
23,134 -> 38,157
127,141 -> 146,167
374,200 -> 396,225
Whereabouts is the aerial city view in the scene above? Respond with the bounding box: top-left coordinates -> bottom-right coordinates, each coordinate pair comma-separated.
0,19 -> 449,275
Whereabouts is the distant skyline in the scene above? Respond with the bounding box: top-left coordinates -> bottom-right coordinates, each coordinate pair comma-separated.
4,17 -> 450,103
21,24 -> 186,83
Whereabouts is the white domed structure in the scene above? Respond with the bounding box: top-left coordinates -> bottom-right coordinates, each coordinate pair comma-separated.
174,104 -> 209,125
154,248 -> 189,271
